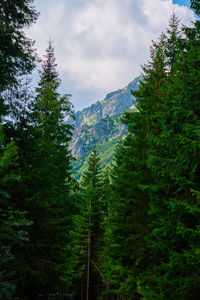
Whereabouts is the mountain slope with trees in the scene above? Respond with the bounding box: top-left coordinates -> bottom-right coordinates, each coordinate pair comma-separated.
71,76 -> 142,178
1,0 -> 200,299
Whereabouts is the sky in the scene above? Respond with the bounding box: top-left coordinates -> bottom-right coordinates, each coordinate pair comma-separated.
28,0 -> 194,111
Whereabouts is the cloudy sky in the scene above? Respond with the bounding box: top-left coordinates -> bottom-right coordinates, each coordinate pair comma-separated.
29,0 -> 194,111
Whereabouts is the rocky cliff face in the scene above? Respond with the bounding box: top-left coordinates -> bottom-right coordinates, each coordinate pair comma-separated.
70,75 -> 142,177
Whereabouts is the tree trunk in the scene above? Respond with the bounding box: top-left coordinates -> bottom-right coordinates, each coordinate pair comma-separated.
86,198 -> 91,300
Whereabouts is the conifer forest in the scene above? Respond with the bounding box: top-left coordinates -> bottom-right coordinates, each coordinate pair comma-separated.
1,0 -> 200,299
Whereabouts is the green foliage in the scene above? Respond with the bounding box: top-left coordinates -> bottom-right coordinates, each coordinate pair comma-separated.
14,41 -> 75,297
0,1 -> 38,297
98,137 -> 121,167
72,113 -> 126,179
1,40 -> 75,298
71,149 -> 108,299
190,0 -> 200,14
103,12 -> 200,299
0,0 -> 38,93
1,1 -> 200,299
144,12 -> 200,299
0,128 -> 31,299
74,136 -> 121,180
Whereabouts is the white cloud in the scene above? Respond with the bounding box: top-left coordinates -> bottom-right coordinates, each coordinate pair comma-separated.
28,0 -> 194,110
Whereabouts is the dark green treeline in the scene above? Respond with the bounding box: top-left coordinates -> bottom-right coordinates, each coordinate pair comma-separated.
1,0 -> 200,299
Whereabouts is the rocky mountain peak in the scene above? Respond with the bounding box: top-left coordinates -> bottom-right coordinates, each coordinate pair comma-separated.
70,75 -> 142,176
72,75 -> 141,129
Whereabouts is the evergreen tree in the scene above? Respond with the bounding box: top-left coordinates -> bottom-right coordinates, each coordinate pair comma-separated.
0,0 -> 38,116
101,167 -> 111,221
39,39 -> 60,86
131,15 -> 182,299
0,2 -> 38,298
190,0 -> 200,13
103,32 -> 168,299
0,127 -> 31,299
72,149 -> 106,300
9,40 -> 74,298
0,0 -> 38,90
110,10 -> 200,300
143,6 -> 200,299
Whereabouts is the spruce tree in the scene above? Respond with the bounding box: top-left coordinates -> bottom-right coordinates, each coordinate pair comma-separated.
0,128 -> 31,299
72,148 -> 105,300
0,2 -> 38,297
190,0 -> 200,13
132,15 -> 183,299
11,40 -> 74,298
0,0 -> 38,116
144,6 -> 200,299
103,32 -> 168,299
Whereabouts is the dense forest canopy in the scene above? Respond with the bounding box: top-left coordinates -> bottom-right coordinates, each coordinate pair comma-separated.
0,0 -> 200,299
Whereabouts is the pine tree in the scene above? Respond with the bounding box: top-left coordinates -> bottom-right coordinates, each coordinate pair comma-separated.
0,0 -> 38,116
0,127 -> 31,299
103,32 -> 168,299
39,39 -> 60,87
72,148 -> 106,300
144,6 -> 200,299
190,0 -> 200,14
9,40 -> 74,298
0,2 -> 38,297
132,15 -> 183,299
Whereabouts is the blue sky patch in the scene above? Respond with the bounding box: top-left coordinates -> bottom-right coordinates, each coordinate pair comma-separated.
173,0 -> 190,7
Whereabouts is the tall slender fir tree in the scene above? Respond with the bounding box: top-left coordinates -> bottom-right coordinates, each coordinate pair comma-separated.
72,148 -> 106,300
9,40 -> 74,298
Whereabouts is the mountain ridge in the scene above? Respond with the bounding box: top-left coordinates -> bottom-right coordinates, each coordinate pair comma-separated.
72,75 -> 141,130
70,75 -> 142,177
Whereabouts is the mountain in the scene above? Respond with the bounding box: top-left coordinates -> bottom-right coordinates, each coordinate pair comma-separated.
70,75 -> 142,178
